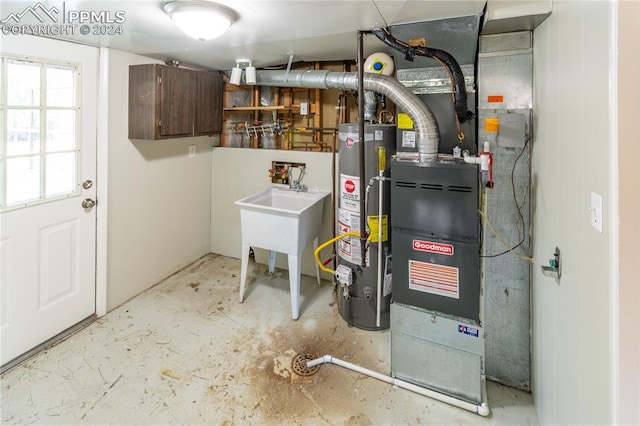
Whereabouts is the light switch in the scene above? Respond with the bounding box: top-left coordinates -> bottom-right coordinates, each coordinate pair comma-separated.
590,192 -> 603,233
188,144 -> 196,158
300,102 -> 308,115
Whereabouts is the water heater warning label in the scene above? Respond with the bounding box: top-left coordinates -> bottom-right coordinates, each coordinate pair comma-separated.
408,259 -> 459,299
337,209 -> 368,266
340,173 -> 360,213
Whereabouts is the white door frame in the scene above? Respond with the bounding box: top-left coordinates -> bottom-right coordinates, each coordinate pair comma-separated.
96,47 -> 109,317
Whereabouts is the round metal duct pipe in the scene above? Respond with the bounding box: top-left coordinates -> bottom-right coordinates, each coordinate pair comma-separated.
254,70 -> 440,162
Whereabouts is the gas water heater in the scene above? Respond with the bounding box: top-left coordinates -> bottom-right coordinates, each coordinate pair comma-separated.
336,123 -> 396,330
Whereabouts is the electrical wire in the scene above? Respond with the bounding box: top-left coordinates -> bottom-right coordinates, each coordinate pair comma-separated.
514,136 -> 532,235
479,210 -> 534,263
480,136 -> 533,261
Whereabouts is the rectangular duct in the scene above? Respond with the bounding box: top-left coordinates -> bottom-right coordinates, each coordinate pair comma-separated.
478,31 -> 533,392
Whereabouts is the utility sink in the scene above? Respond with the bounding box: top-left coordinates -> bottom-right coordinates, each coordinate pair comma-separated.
236,187 -> 329,218
235,187 -> 330,319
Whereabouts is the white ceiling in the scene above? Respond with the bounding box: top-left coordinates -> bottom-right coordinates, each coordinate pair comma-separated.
1,0 -> 487,70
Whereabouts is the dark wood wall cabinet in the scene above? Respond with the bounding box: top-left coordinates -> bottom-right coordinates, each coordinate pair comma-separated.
128,64 -> 223,140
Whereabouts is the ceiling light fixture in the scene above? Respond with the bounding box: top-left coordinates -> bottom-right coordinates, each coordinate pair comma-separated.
244,64 -> 256,85
229,59 -> 254,86
229,65 -> 242,85
163,1 -> 237,41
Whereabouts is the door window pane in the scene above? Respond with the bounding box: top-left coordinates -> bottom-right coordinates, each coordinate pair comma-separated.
46,65 -> 75,107
6,157 -> 41,205
45,153 -> 75,197
7,60 -> 41,107
46,110 -> 75,152
2,56 -> 80,210
7,109 -> 41,156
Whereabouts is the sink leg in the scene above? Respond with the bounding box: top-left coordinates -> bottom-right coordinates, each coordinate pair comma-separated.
239,244 -> 250,303
288,253 -> 302,320
313,238 -> 321,287
268,250 -> 276,275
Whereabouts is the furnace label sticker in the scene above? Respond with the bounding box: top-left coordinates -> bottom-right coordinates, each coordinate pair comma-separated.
383,255 -> 392,296
340,173 -> 360,213
458,325 -> 479,338
412,239 -> 454,256
408,259 -> 459,299
402,131 -> 416,148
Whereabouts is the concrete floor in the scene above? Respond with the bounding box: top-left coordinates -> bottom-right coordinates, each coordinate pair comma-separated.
1,254 -> 539,425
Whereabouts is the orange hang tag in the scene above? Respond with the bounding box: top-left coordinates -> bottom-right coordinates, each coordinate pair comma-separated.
487,95 -> 504,103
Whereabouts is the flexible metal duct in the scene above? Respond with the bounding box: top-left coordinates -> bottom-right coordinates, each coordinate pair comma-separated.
254,70 -> 440,162
363,90 -> 378,122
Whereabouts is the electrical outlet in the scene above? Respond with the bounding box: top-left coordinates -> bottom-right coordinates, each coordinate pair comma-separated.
188,144 -> 196,158
590,192 -> 603,233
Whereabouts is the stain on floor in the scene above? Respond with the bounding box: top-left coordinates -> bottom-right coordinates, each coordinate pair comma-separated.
1,254 -> 538,425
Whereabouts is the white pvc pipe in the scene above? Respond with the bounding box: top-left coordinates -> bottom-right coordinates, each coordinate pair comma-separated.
376,171 -> 384,328
464,142 -> 491,170
463,152 -> 481,165
307,355 -> 490,417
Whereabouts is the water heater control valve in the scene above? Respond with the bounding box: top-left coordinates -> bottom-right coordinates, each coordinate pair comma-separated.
335,264 -> 354,299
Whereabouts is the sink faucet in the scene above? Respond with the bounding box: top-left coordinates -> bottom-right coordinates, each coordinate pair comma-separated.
289,165 -> 307,192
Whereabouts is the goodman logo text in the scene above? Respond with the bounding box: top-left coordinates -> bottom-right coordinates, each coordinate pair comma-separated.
412,239 -> 454,256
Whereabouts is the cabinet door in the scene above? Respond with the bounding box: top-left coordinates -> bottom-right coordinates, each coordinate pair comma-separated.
128,64 -> 158,140
195,71 -> 223,135
159,66 -> 194,137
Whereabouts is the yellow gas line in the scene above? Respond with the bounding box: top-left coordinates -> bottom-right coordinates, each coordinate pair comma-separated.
314,232 -> 360,274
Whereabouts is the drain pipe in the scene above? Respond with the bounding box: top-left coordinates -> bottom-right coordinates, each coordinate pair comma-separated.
307,355 -> 490,417
254,70 -> 439,162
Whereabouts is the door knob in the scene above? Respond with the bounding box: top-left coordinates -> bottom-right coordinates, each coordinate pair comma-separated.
82,198 -> 96,209
82,180 -> 93,189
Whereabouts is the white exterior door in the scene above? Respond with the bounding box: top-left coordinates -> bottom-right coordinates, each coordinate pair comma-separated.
1,36 -> 98,366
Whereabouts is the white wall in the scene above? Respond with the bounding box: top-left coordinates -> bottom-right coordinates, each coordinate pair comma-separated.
532,1 -> 616,423
106,49 -> 213,309
617,1 -> 640,423
210,148 -> 335,279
